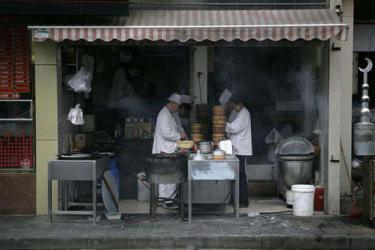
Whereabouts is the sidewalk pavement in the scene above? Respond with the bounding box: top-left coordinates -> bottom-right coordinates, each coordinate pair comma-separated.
0,213 -> 375,250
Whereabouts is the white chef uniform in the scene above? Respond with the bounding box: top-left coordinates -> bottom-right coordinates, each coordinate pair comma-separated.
152,106 -> 181,199
225,107 -> 253,156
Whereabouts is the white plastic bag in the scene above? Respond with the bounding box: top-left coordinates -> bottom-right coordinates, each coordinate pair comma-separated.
67,68 -> 92,93
67,104 -> 85,125
67,55 -> 94,94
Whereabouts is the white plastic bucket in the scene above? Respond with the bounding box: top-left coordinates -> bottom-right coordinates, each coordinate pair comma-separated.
291,184 -> 315,216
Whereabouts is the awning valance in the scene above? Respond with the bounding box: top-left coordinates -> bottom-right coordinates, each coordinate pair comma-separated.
29,9 -> 348,42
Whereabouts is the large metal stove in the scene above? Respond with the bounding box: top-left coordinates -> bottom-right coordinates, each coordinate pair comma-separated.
48,153 -> 108,224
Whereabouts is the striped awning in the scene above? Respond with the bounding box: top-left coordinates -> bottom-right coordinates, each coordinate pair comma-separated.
29,9 -> 348,42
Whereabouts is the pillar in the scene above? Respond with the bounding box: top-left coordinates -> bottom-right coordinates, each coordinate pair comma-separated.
34,40 -> 59,215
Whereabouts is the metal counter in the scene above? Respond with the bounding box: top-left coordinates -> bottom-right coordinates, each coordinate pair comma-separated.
187,155 -> 239,222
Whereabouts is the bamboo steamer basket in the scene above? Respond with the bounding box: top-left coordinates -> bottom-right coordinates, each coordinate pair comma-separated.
213,105 -> 225,116
177,140 -> 195,149
191,123 -> 202,134
212,133 -> 225,144
191,133 -> 204,143
212,118 -> 226,125
212,155 -> 225,160
212,149 -> 225,160
213,127 -> 225,134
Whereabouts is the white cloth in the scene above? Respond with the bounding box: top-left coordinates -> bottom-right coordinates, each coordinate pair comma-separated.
225,107 -> 252,156
172,112 -> 185,134
228,109 -> 238,122
152,107 -> 181,154
152,107 -> 181,199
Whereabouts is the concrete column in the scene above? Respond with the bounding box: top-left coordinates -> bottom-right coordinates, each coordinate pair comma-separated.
326,0 -> 354,214
339,0 -> 354,196
190,46 -> 208,105
34,40 -> 59,215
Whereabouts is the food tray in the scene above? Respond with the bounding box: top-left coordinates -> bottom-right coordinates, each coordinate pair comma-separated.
177,140 -> 195,149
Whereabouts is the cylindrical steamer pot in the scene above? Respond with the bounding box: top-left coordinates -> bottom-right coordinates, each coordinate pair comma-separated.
198,141 -> 212,154
212,149 -> 225,160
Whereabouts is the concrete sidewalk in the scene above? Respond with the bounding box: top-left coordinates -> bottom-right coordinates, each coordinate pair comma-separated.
0,213 -> 375,250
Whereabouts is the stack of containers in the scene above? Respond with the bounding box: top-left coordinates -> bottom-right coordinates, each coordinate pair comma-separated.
212,106 -> 226,146
195,104 -> 210,139
191,123 -> 203,143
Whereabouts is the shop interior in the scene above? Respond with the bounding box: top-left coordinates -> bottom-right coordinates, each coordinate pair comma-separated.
58,42 -> 328,214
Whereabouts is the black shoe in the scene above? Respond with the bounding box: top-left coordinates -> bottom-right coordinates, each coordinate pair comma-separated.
162,201 -> 178,210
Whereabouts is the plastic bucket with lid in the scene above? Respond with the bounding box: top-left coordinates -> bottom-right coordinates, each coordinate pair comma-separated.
291,184 -> 315,216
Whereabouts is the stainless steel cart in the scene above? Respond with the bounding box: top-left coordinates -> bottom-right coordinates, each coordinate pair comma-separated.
48,157 -> 108,224
187,155 -> 239,222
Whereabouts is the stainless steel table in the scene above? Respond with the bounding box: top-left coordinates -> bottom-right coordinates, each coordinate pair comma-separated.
48,157 -> 108,224
187,155 -> 239,222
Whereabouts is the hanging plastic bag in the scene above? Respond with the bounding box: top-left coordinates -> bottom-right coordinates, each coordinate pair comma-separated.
67,55 -> 94,94
67,68 -> 92,93
67,104 -> 85,125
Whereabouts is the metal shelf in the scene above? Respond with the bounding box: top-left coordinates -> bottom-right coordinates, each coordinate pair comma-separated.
0,118 -> 33,121
0,168 -> 35,173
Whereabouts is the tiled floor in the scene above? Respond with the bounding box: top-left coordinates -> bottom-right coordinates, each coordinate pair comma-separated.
119,197 -> 291,215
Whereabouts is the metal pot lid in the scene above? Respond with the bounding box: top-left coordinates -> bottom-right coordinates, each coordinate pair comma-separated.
150,152 -> 186,159
275,137 -> 314,156
98,152 -> 115,157
278,154 -> 315,161
58,153 -> 95,160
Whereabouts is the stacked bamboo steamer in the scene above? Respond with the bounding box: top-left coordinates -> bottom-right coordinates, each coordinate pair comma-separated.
191,123 -> 204,143
195,104 -> 210,139
212,106 -> 226,145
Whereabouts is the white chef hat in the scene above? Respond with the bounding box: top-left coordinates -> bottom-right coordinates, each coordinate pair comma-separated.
219,89 -> 232,105
168,93 -> 182,105
181,95 -> 192,105
120,51 -> 132,63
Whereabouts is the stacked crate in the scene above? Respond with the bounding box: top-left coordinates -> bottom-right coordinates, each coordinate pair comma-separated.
0,136 -> 33,168
212,106 -> 226,146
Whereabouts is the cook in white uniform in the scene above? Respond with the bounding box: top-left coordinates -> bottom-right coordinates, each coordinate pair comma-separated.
223,94 -> 252,207
219,89 -> 238,122
152,93 -> 186,206
172,94 -> 193,135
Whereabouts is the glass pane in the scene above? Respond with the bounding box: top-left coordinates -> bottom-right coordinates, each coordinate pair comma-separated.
0,101 -> 32,119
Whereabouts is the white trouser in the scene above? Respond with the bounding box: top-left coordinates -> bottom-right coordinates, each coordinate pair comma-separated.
158,184 -> 177,199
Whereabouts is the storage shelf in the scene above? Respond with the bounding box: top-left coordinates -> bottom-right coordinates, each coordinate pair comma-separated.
0,168 -> 35,173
